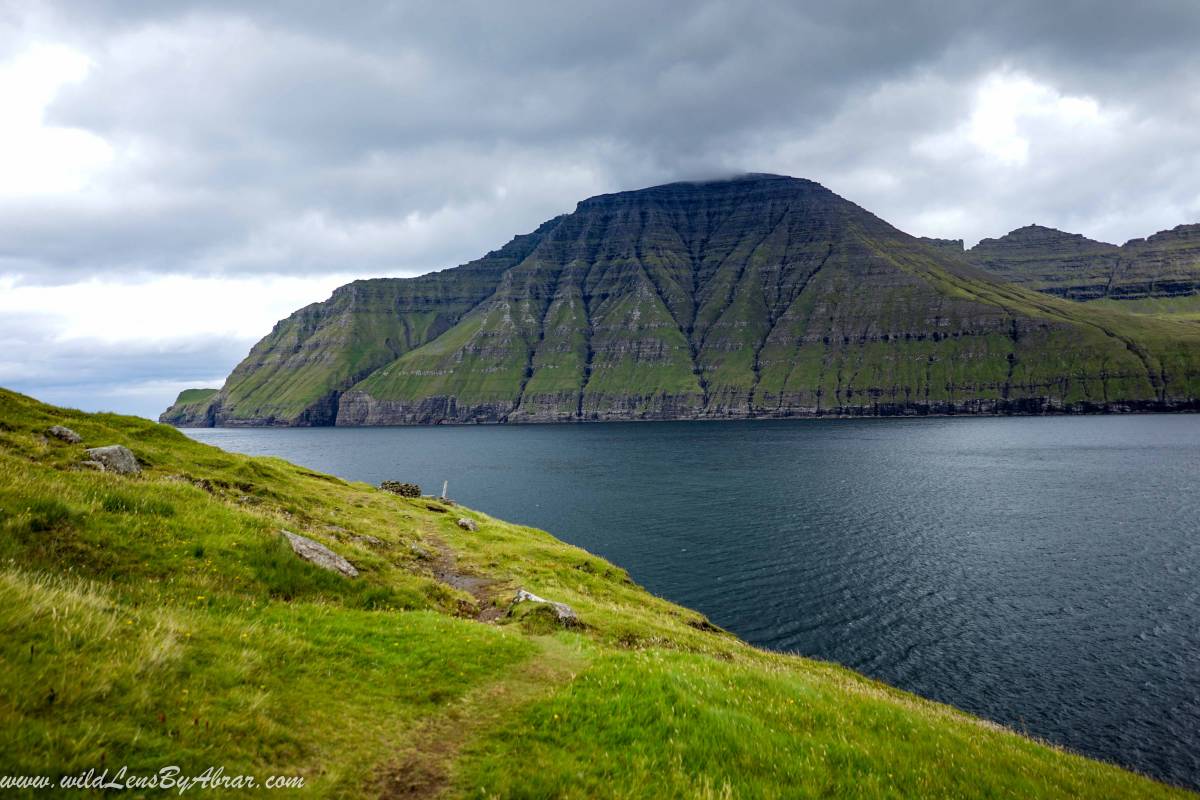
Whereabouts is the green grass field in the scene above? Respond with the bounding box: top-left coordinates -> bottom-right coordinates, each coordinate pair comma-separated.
0,387 -> 1190,798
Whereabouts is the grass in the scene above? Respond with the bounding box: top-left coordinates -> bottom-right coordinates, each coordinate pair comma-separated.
173,388 -> 219,407
3,572 -> 530,795
458,649 -> 1176,799
0,386 -> 1192,797
1086,294 -> 1200,321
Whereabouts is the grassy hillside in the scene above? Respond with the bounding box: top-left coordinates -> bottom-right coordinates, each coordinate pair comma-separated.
1086,294 -> 1200,322
1,388 -> 1190,798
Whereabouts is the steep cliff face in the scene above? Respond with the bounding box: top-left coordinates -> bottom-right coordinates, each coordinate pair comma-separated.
162,221 -> 556,426
158,388 -> 219,426
966,223 -> 1200,302
168,175 -> 1200,426
916,236 -> 965,256
966,226 -> 1121,300
1114,224 -> 1200,299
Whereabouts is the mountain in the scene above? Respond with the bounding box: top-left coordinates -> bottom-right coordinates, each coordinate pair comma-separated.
2,388 -> 1188,797
164,174 -> 1200,426
966,224 -> 1200,302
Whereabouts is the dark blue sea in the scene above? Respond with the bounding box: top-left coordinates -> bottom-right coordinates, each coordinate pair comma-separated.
185,416 -> 1200,788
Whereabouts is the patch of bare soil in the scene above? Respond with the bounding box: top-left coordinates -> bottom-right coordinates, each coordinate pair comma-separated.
427,534 -> 508,622
372,638 -> 588,799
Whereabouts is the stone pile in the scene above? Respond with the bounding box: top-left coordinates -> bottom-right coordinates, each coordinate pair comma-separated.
379,481 -> 421,497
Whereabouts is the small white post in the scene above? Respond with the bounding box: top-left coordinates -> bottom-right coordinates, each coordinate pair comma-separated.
441,480 -> 448,500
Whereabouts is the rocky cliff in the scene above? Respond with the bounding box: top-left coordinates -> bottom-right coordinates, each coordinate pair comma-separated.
159,388 -> 219,426
966,223 -> 1200,301
917,236 -> 965,255
1113,224 -> 1200,299
164,175 -> 1200,426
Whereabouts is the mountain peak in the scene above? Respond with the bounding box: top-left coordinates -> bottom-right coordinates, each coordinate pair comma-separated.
1126,222 -> 1200,249
574,173 -> 831,213
973,224 -> 1117,251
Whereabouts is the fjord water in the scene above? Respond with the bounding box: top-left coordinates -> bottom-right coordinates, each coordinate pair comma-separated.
186,416 -> 1200,788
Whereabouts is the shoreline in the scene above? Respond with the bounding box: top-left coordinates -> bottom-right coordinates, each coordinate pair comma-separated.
167,404 -> 1200,428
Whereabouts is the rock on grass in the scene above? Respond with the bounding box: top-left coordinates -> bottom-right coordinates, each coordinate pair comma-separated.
510,588 -> 577,625
83,445 -> 140,475
282,530 -> 359,578
47,425 -> 82,444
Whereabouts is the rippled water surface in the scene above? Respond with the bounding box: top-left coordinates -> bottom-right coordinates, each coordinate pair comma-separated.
186,416 -> 1200,788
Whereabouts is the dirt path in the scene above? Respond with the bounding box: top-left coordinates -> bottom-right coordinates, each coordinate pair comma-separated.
426,533 -> 510,622
372,635 -> 590,799
370,530 -> 591,798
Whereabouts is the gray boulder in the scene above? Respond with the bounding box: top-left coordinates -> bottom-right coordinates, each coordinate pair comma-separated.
47,425 -> 82,444
282,530 -> 358,577
456,518 -> 479,532
511,588 -> 577,623
84,445 -> 140,475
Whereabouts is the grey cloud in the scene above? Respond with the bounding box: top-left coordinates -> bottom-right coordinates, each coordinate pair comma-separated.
0,310 -> 244,418
9,0 -> 1199,284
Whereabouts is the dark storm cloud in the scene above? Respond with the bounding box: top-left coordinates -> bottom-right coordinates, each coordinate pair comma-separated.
4,0 -> 1195,285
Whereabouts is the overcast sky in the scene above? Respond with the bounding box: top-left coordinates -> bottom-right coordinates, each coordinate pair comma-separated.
3,1 -> 1199,418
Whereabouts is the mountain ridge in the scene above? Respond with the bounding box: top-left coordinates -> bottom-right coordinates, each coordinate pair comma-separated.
964,222 -> 1200,302
163,174 -> 1200,426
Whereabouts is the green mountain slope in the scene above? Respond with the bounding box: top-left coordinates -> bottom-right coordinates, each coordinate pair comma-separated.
165,175 -> 1200,426
3,389 -> 1192,797
172,220 -> 557,426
